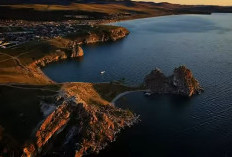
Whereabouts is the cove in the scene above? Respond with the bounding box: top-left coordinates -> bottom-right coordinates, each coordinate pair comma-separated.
43,14 -> 232,156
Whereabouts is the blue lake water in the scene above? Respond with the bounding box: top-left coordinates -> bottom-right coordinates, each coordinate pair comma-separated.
43,14 -> 232,157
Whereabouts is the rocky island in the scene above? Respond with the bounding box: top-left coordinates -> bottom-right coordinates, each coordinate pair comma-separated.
144,66 -> 204,97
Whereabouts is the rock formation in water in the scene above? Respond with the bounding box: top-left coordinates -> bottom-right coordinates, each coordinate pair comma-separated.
144,66 -> 203,97
71,42 -> 84,58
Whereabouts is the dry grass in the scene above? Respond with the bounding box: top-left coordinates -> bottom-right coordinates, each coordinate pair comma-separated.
0,41 -> 59,84
62,82 -> 136,105
3,2 -> 173,16
0,25 -> 129,84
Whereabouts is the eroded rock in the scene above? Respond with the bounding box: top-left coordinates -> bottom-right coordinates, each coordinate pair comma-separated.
144,66 -> 203,97
71,42 -> 84,58
23,83 -> 137,157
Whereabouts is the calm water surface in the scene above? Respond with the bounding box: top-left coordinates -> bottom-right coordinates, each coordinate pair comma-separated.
43,14 -> 232,157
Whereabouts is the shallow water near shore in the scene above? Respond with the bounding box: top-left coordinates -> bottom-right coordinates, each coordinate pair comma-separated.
43,14 -> 232,156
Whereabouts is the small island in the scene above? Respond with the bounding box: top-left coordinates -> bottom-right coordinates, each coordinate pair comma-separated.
144,66 -> 204,97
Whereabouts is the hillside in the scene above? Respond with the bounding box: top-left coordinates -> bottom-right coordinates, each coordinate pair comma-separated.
1,1 -> 232,21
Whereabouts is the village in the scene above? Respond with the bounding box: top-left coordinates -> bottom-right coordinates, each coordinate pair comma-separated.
0,19 -> 99,49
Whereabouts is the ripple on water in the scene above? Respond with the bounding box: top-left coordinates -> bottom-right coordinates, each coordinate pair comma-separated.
42,14 -> 232,157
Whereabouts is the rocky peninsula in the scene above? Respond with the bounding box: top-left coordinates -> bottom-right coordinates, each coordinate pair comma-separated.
144,66 -> 204,97
0,24 -> 134,157
22,83 -> 138,157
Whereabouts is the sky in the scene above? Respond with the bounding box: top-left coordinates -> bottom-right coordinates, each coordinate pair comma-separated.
135,0 -> 232,6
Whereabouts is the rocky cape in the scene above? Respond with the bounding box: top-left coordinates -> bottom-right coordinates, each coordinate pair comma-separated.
144,66 -> 204,97
22,83 -> 137,157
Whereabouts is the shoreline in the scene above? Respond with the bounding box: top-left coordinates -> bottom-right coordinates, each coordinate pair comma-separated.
27,12 -> 217,86
0,9 -> 218,85
111,90 -> 147,105
0,11 -> 207,157
29,13 -> 180,85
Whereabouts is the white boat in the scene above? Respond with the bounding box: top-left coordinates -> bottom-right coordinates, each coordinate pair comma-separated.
100,71 -> 105,74
144,92 -> 152,96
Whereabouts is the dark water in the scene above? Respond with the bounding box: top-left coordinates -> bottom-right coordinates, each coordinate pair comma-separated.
43,14 -> 232,157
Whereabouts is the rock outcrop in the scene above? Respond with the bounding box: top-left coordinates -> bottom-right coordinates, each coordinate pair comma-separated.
82,27 -> 129,44
34,45 -> 84,68
23,83 -> 137,157
33,50 -> 68,67
71,42 -> 84,58
144,66 -> 203,97
67,26 -> 130,45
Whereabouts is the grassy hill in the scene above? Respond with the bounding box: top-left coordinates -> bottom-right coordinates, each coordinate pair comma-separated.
0,1 -> 232,21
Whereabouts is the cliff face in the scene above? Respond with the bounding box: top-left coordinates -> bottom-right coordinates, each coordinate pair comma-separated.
172,66 -> 203,96
144,66 -> 203,97
83,27 -> 129,44
65,26 -> 130,45
71,42 -> 84,58
23,83 -> 137,157
34,43 -> 84,68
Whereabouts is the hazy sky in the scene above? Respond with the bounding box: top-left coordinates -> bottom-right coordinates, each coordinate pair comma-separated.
136,0 -> 232,6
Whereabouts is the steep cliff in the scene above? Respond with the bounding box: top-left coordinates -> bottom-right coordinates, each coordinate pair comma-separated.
23,83 -> 137,157
33,43 -> 84,68
71,42 -> 84,58
65,25 -> 130,45
144,66 -> 203,97
82,26 -> 129,44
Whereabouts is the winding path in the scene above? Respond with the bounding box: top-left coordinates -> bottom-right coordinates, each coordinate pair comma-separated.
111,90 -> 147,105
0,52 -> 28,69
0,83 -> 59,93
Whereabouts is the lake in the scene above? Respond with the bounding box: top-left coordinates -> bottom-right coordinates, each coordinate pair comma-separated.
43,14 -> 232,157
